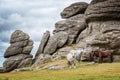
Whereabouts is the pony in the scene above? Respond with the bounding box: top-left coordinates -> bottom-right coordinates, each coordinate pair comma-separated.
67,48 -> 87,68
89,49 -> 114,63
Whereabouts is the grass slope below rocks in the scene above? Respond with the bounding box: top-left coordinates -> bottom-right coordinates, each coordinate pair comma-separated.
0,59 -> 120,80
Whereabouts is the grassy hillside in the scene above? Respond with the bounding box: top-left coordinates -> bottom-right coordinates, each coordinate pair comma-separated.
0,60 -> 120,80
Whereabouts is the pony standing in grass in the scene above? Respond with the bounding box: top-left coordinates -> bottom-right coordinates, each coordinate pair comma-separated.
67,48 -> 87,69
89,49 -> 114,63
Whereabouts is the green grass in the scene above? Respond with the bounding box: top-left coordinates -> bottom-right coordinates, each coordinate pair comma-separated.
0,61 -> 120,80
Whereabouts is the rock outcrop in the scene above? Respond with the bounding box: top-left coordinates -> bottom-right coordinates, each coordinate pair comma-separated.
34,2 -> 88,61
34,0 -> 120,66
1,30 -> 33,72
76,0 -> 120,61
61,2 -> 88,19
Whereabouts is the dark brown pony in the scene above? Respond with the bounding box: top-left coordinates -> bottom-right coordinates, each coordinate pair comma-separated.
89,50 -> 114,63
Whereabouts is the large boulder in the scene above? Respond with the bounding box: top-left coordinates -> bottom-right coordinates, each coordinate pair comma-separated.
61,2 -> 88,19
10,30 -> 29,43
54,14 -> 86,45
54,32 -> 68,48
1,30 -> 33,72
44,36 -> 58,55
35,31 -> 50,59
44,31 -> 68,55
4,46 -> 23,58
3,54 -> 33,72
85,0 -> 120,22
4,30 -> 33,58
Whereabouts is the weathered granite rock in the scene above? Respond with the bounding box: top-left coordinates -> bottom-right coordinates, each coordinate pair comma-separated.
114,55 -> 120,62
34,64 -> 65,70
61,2 -> 88,18
22,40 -> 34,54
4,46 -> 23,58
43,31 -> 69,55
46,65 -> 65,70
76,21 -> 120,62
33,54 -> 52,67
90,0 -> 107,4
35,31 -> 50,59
54,47 -> 73,57
4,30 -> 33,58
11,40 -> 28,47
3,54 -> 33,72
1,30 -> 33,72
85,0 -> 120,22
75,0 -> 120,62
22,46 -> 33,54
54,14 -> 86,45
54,31 -> 68,48
44,36 -> 58,55
77,21 -> 120,54
17,58 -> 33,68
11,67 -> 33,72
10,30 -> 29,43
0,67 -> 5,73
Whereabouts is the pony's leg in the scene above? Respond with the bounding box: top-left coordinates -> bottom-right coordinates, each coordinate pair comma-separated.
67,61 -> 71,69
99,56 -> 103,63
98,52 -> 103,63
77,58 -> 81,64
78,59 -> 81,64
73,60 -> 76,69
89,53 -> 92,62
110,53 -> 114,63
89,53 -> 94,62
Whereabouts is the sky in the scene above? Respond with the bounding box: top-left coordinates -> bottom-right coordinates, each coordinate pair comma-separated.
0,0 -> 91,67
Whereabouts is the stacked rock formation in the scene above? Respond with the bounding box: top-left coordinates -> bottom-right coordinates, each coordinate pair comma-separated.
34,2 -> 88,62
1,30 -> 33,72
76,0 -> 120,58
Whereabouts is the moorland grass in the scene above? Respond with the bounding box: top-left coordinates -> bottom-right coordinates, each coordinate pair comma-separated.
0,60 -> 120,80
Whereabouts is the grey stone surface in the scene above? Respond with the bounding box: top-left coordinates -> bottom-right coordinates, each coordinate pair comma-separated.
4,46 -> 23,58
85,0 -> 120,22
11,67 -> 33,72
10,30 -> 29,43
33,54 -> 52,67
22,46 -> 33,54
44,36 -> 58,55
1,30 -> 33,72
76,21 -> 120,59
0,67 -> 5,73
35,31 -> 50,59
55,47 -> 73,57
54,14 -> 86,45
35,64 -> 65,70
61,2 -> 88,18
3,54 -> 33,72
54,31 -> 68,48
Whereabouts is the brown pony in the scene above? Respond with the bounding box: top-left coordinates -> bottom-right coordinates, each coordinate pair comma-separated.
89,50 -> 114,63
